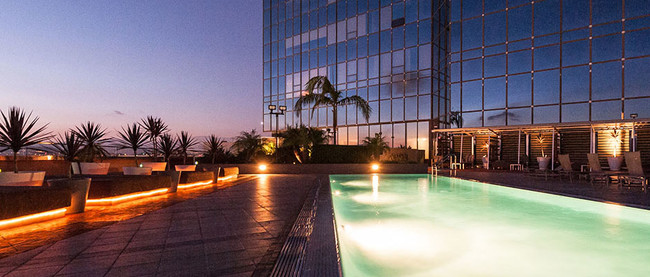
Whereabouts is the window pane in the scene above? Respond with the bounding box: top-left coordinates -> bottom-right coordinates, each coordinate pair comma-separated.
625,29 -> 650,58
508,4 -> 532,41
462,59 -> 482,81
508,50 -> 531,74
625,57 -> 650,98
534,0 -> 560,35
592,61 -> 622,100
462,18 -> 482,50
508,74 -> 532,107
534,45 -> 559,70
405,47 -> 418,72
484,55 -> 506,77
626,0 -> 650,18
392,98 -> 404,121
418,95 -> 430,119
562,40 -> 589,66
508,108 -> 531,125
563,0 -> 589,30
561,103 -> 589,122
484,12 -> 506,46
625,98 -> 650,119
591,101 -> 621,121
592,0 -> 621,25
462,111 -> 482,127
462,80 -> 482,111
485,110 -> 506,126
562,66 -> 589,103
418,44 -> 431,69
534,105 -> 559,124
405,96 -> 417,120
534,70 -> 560,105
484,77 -> 506,109
592,34 -> 622,62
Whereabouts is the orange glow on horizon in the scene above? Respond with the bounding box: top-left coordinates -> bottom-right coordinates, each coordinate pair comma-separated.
0,208 -> 67,230
86,188 -> 170,206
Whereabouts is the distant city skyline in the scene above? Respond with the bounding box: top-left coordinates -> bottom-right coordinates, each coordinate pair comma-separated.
0,0 -> 263,138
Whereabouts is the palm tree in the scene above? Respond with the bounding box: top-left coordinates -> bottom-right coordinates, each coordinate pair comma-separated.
232,129 -> 263,163
51,132 -> 84,177
0,107 -> 51,172
363,132 -> 389,161
449,111 -> 463,128
116,123 -> 149,166
280,125 -> 329,163
177,131 -> 197,165
203,135 -> 225,164
158,133 -> 177,170
295,76 -> 371,145
73,122 -> 110,162
139,116 -> 168,161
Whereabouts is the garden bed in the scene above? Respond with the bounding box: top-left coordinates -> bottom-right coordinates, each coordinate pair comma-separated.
0,186 -> 71,220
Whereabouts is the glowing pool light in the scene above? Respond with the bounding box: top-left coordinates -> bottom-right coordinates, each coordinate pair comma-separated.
371,163 -> 380,171
258,164 -> 267,171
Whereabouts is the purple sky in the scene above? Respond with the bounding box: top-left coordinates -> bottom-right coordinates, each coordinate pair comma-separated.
0,0 -> 262,138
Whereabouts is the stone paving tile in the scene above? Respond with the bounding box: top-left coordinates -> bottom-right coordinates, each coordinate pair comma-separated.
0,174 -> 316,276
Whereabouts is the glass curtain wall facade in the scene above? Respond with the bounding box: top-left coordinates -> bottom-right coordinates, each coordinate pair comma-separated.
263,0 -> 450,158
450,0 -> 650,127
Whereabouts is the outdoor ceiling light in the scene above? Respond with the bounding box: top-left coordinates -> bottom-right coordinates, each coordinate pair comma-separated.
631,113 -> 638,119
279,105 -> 287,111
268,104 -> 277,110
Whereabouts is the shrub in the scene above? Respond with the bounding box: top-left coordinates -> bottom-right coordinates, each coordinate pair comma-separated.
310,145 -> 371,163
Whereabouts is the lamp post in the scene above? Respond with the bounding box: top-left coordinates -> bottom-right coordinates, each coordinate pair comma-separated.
268,104 -> 286,153
631,113 -> 638,152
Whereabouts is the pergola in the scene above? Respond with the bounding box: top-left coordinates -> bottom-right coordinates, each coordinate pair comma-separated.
431,118 -> 649,170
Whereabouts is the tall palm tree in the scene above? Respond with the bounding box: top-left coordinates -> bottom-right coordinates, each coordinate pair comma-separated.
0,107 -> 51,172
203,135 -> 225,164
158,133 -> 177,171
449,111 -> 463,128
115,123 -> 149,166
177,131 -> 198,165
73,122 -> 111,162
139,116 -> 168,161
295,76 -> 371,145
363,132 -> 389,161
232,129 -> 263,163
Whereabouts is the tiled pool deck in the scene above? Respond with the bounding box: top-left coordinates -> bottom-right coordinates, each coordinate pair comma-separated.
0,174 -> 317,276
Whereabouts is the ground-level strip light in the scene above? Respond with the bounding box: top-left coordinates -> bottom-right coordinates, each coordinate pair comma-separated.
0,208 -> 67,230
86,188 -> 170,206
220,175 -> 236,181
177,180 -> 214,189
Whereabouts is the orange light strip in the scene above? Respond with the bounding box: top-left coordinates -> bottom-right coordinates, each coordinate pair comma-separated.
220,175 -> 236,181
86,188 -> 170,206
0,208 -> 67,230
177,180 -> 214,189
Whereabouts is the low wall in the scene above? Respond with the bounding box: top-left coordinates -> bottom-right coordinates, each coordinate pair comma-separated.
0,186 -> 71,220
87,175 -> 172,199
205,163 -> 428,174
0,160 -> 69,176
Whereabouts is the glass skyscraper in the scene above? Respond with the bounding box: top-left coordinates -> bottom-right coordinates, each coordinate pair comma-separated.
263,0 -> 650,158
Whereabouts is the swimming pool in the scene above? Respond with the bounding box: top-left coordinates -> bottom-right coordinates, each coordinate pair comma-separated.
330,174 -> 650,276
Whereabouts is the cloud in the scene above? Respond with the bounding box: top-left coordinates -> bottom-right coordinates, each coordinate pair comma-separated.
113,110 -> 125,116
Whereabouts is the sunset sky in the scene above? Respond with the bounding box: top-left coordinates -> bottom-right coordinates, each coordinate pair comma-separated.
0,0 -> 262,138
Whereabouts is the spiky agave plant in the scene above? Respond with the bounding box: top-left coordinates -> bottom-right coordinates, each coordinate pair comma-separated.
139,116 -> 168,161
73,122 -> 111,162
177,131 -> 198,165
0,107 -> 51,173
158,133 -> 177,171
116,123 -> 149,166
203,135 -> 225,164
51,132 -> 84,177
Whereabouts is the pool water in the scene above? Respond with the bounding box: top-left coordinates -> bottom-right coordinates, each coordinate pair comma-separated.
330,174 -> 650,277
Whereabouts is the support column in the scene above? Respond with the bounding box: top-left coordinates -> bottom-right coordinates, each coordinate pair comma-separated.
551,129 -> 556,170
517,130 -> 521,164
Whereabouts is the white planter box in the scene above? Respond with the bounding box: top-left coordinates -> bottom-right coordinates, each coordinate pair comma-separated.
537,157 -> 551,170
0,171 -> 46,186
72,163 -> 110,175
123,167 -> 152,175
607,156 -> 623,171
141,162 -> 167,172
175,165 -> 196,172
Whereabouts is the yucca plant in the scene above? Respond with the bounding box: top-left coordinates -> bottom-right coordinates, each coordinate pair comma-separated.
158,133 -> 177,171
139,116 -> 168,161
0,107 -> 51,173
116,123 -> 149,166
51,132 -> 84,177
73,122 -> 110,162
535,133 -> 546,157
177,131 -> 198,165
203,135 -> 225,164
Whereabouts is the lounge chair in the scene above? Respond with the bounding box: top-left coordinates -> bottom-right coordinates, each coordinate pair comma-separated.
622,151 -> 648,192
557,154 -> 580,183
587,153 -> 611,186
